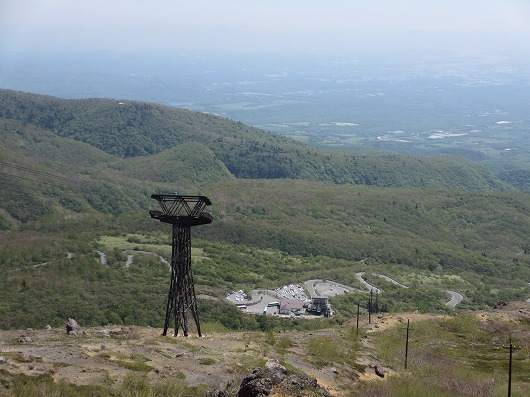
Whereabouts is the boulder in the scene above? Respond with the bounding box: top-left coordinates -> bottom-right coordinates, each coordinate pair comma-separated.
238,375 -> 273,397
494,300 -> 507,309
66,318 -> 81,335
18,335 -> 32,343
237,360 -> 331,397
374,364 -> 385,378
99,329 -> 110,338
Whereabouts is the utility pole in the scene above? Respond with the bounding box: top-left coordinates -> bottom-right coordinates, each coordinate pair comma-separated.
405,318 -> 410,370
508,339 -> 513,397
503,338 -> 521,397
356,302 -> 360,335
368,289 -> 373,324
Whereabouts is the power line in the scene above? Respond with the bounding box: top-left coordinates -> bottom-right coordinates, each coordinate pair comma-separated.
0,160 -> 85,185
0,170 -> 67,187
0,161 -> 102,190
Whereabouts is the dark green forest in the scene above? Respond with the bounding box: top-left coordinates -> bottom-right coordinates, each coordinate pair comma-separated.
0,89 -> 510,189
0,89 -> 529,331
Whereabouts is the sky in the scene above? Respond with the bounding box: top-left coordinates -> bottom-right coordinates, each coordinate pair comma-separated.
1,0 -> 530,56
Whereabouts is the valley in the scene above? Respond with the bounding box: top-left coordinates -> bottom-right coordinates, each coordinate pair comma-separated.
93,244 -> 466,318
0,89 -> 529,396
1,1 -> 530,395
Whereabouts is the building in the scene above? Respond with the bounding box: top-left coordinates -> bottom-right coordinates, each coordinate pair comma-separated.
279,299 -> 305,316
307,296 -> 332,317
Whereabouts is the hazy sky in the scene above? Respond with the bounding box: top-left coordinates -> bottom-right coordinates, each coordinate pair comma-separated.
1,0 -> 530,56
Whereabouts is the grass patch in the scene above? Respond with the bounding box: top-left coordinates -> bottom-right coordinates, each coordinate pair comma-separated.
275,335 -> 295,355
307,336 -> 343,367
97,352 -> 153,373
98,234 -> 206,261
201,321 -> 231,334
114,359 -> 153,372
2,372 -> 112,397
114,372 -> 204,397
198,357 -> 216,365
0,352 -> 25,362
359,313 -> 530,396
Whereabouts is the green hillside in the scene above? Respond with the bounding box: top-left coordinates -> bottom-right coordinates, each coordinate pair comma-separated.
0,89 -> 510,190
0,89 -> 528,331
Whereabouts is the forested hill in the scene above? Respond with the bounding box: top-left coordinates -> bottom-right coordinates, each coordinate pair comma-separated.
0,89 -> 509,191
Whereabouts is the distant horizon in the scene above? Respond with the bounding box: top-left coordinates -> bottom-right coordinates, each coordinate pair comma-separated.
1,1 -> 529,171
2,1 -> 530,56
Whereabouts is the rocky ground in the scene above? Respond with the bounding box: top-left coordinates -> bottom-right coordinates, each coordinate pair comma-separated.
0,320 -> 368,396
0,325 -> 357,396
1,303 -> 529,396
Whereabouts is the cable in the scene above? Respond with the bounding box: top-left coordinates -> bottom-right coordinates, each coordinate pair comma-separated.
0,160 -> 85,185
0,170 -> 79,188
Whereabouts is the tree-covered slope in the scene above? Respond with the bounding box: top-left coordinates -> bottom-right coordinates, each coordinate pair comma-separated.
0,118 -> 232,226
1,177 -> 529,330
0,89 -> 529,330
0,88 -> 294,157
0,89 -> 510,190
204,179 -> 530,275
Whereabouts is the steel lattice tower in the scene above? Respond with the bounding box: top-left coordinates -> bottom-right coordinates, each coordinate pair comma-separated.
150,194 -> 212,337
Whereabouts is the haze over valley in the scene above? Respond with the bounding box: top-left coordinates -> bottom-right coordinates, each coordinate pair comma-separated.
0,1 -> 529,396
2,50 -> 528,191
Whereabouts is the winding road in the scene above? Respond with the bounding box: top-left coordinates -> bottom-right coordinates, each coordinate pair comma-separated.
97,247 -> 466,308
133,250 -> 171,270
355,272 -> 463,308
445,290 -> 464,308
354,272 -> 381,294
94,249 -> 469,308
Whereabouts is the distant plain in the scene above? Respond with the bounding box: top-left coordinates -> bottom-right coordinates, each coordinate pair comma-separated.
1,51 -> 528,167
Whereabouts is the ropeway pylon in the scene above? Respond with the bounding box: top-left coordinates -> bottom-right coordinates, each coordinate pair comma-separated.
149,194 -> 212,336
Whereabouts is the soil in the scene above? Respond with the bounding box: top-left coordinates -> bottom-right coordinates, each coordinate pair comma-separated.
1,302 -> 529,396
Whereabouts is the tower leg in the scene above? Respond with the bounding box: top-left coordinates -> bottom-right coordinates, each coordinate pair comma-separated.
163,224 -> 202,337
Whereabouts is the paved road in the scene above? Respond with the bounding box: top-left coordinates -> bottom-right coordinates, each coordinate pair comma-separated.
354,272 -> 381,294
445,290 -> 464,308
134,250 -> 171,270
376,274 -> 409,289
115,250 -> 469,309
355,272 -> 463,308
94,249 -> 171,270
305,280 -> 318,298
245,290 -> 282,314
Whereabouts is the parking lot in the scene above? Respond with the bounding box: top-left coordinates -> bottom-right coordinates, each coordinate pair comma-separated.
226,280 -> 355,317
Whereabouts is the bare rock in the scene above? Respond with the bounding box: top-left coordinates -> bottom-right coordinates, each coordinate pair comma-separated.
494,300 -> 508,309
237,360 -> 330,397
99,329 -> 110,338
374,364 -> 385,378
18,335 -> 32,343
238,375 -> 274,397
66,318 -> 81,335
264,359 -> 287,381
